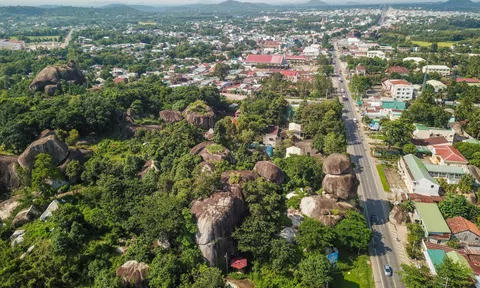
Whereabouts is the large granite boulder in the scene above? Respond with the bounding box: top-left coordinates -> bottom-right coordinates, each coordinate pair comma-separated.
12,206 -> 41,228
191,190 -> 246,267
322,153 -> 352,175
0,156 -> 21,193
18,133 -> 69,170
40,200 -> 60,221
116,260 -> 149,288
159,110 -> 183,123
220,170 -> 258,186
184,100 -> 215,130
322,173 -> 358,200
253,161 -> 285,184
389,205 -> 409,225
191,142 -> 233,163
29,60 -> 86,95
58,149 -> 93,172
0,197 -> 21,221
300,195 -> 354,226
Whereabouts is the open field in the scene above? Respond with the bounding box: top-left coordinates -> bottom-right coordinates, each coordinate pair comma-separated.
376,164 -> 391,192
333,253 -> 375,288
10,35 -> 61,41
411,40 -> 455,47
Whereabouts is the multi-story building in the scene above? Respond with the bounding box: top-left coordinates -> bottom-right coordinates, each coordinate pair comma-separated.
422,65 -> 451,76
366,50 -> 386,60
382,79 -> 414,101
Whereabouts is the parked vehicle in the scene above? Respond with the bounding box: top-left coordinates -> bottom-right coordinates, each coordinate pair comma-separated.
384,265 -> 393,277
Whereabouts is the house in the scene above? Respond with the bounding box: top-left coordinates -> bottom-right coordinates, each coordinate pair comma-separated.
424,163 -> 465,184
422,65 -> 451,76
398,154 -> 440,196
447,216 -> 480,246
382,79 -> 414,101
381,100 -> 407,111
263,125 -> 281,148
414,202 -> 451,243
397,46 -> 411,53
456,78 -> 480,87
431,145 -> 469,167
0,39 -> 25,50
286,146 -> 304,158
356,65 -> 367,75
403,57 -> 426,64
286,55 -> 307,65
278,70 -> 299,82
245,54 -> 287,67
413,124 -> 455,144
303,45 -> 321,58
288,123 -> 304,140
385,66 -> 409,76
426,80 -> 447,92
366,50 -> 386,59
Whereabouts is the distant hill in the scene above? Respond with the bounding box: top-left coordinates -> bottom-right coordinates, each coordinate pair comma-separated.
441,0 -> 480,8
304,0 -> 328,6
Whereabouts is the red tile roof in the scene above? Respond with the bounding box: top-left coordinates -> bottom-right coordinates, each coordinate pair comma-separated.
433,145 -> 468,164
446,216 -> 480,237
390,79 -> 412,86
279,70 -> 299,77
385,66 -> 409,74
456,78 -> 480,84
403,193 -> 443,203
246,54 -> 285,65
262,41 -> 281,48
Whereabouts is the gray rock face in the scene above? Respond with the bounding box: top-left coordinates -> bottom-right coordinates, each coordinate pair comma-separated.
191,190 -> 246,267
322,173 -> 358,200
29,60 -> 86,95
190,142 -> 233,163
220,170 -> 258,186
18,134 -> 69,170
0,198 -> 20,221
389,205 -> 408,225
12,206 -> 41,228
58,149 -> 93,173
253,161 -> 285,184
0,156 -> 20,193
10,229 -> 25,247
321,153 -> 358,200
300,195 -> 354,226
159,110 -> 183,123
322,153 -> 352,175
184,102 -> 215,130
116,260 -> 149,288
40,200 -> 60,221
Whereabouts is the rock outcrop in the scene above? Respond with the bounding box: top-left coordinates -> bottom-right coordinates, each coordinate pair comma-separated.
18,133 -> 69,170
58,149 -> 93,176
29,60 -> 86,95
322,153 -> 358,200
220,170 -> 258,186
12,206 -> 41,228
191,190 -> 246,267
116,260 -> 149,288
300,195 -> 354,226
0,197 -> 20,221
191,142 -> 233,163
389,205 -> 408,225
0,156 -> 21,193
253,161 -> 285,184
10,230 -> 25,247
40,200 -> 60,221
137,160 -> 159,178
322,153 -> 352,175
159,110 -> 183,123
184,101 -> 215,130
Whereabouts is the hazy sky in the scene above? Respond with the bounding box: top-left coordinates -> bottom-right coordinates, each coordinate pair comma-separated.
0,0 -> 439,7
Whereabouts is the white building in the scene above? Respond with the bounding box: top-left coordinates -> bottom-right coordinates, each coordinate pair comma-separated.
422,65 -> 451,76
288,123 -> 304,140
426,80 -> 447,92
302,45 -> 321,58
366,50 -> 386,60
403,57 -> 426,63
382,79 -> 414,101
413,124 -> 455,144
286,146 -> 304,158
398,154 -> 440,196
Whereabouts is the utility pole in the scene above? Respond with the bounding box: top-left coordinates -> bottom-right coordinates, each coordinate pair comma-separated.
224,253 -> 228,274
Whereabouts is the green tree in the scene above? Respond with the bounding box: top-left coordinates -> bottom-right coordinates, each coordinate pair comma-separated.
403,143 -> 417,155
31,153 -> 63,195
148,253 -> 181,288
439,193 -> 478,221
334,210 -> 372,252
406,223 -> 424,259
213,63 -> 230,81
297,218 -> 335,253
399,264 -> 434,288
323,132 -> 347,155
269,238 -> 301,273
275,155 -> 324,191
66,160 -> 84,183
66,129 -> 80,146
435,256 -> 473,288
191,265 -> 226,288
382,120 -> 415,147
296,254 -> 333,288
458,174 -> 475,194
233,216 -> 276,261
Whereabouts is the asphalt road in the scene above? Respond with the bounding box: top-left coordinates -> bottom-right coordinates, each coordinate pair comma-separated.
332,49 -> 405,288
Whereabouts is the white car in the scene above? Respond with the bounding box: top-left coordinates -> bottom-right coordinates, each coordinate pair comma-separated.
353,118 -> 357,123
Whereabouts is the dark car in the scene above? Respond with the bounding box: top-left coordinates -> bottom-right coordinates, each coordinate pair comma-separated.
384,265 -> 393,277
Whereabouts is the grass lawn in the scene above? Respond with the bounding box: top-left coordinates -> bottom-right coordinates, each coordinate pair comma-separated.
411,40 -> 455,48
376,164 -> 390,192
333,252 -> 374,288
368,133 -> 385,141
